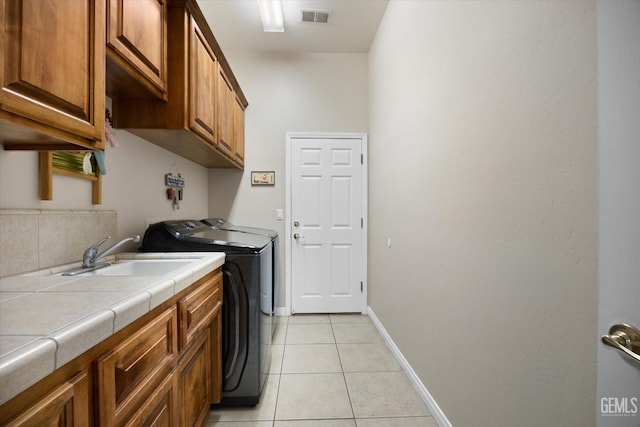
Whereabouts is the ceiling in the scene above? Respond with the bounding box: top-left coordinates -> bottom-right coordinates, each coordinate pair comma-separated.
196,0 -> 389,53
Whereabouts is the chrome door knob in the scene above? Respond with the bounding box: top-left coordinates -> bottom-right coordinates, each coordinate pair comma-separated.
293,233 -> 304,240
293,221 -> 300,227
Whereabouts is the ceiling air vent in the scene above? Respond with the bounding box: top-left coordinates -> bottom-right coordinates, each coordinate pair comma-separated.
300,9 -> 329,24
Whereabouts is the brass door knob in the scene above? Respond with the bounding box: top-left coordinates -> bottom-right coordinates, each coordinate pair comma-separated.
602,323 -> 640,363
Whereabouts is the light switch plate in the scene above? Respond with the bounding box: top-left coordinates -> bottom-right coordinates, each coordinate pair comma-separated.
276,209 -> 284,220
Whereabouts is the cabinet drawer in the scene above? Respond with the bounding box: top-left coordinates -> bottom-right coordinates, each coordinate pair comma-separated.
179,271 -> 222,350
97,306 -> 178,426
123,369 -> 177,427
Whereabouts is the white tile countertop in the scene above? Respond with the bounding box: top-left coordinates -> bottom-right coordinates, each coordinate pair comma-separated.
0,252 -> 225,405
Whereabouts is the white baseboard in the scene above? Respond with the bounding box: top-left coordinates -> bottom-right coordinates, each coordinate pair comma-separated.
367,307 -> 453,427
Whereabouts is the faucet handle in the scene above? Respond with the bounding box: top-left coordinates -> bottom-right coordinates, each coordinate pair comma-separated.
90,236 -> 111,250
83,236 -> 111,266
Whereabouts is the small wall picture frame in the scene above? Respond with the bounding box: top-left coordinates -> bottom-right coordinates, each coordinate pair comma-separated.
251,171 -> 275,186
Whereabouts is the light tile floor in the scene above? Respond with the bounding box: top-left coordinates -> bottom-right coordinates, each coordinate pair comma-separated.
207,314 -> 437,427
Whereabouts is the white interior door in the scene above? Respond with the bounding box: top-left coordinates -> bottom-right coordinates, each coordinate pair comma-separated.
597,1 -> 640,425
288,134 -> 367,314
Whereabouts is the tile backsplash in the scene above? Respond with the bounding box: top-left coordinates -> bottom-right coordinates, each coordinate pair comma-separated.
0,209 -> 117,277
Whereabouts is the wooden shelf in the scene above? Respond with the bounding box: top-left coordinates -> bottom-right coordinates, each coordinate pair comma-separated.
39,152 -> 102,204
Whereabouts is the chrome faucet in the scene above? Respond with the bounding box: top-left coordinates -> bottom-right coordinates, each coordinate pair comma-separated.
82,235 -> 141,268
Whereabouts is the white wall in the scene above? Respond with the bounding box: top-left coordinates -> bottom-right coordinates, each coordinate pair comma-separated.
368,1 -> 598,426
0,98 -> 210,242
597,1 -> 640,425
208,51 -> 369,307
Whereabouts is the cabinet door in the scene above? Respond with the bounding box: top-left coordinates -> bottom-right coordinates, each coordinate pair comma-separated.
178,329 -> 212,427
188,18 -> 216,145
233,94 -> 245,166
106,0 -> 168,99
216,68 -> 234,157
5,371 -> 89,427
97,307 -> 178,427
0,0 -> 105,149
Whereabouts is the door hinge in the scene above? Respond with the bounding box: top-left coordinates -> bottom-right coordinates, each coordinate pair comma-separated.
361,218 -> 363,228
361,153 -> 364,164
360,281 -> 363,292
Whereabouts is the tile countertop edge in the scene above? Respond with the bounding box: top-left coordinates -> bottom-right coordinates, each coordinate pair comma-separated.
0,338 -> 58,405
0,252 -> 225,405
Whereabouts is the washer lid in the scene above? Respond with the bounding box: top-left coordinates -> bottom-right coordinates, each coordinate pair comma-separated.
160,220 -> 271,249
201,218 -> 278,239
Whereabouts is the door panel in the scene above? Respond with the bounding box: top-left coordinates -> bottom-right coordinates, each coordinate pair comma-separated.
188,18 -> 216,144
291,137 -> 365,313
597,1 -> 640,425
106,0 -> 167,98
331,244 -> 352,295
217,68 -> 234,156
1,0 -> 104,143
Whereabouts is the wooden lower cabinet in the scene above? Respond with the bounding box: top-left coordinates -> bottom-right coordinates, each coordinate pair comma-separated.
96,307 -> 178,426
4,371 -> 90,427
0,268 -> 222,427
178,271 -> 222,426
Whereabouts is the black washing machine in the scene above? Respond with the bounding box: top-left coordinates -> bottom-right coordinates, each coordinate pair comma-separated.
140,220 -> 272,406
202,218 -> 279,337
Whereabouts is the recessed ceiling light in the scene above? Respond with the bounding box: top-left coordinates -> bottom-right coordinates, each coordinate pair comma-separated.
257,0 -> 284,32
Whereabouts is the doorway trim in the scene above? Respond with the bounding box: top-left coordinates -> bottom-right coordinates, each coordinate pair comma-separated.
284,132 -> 368,316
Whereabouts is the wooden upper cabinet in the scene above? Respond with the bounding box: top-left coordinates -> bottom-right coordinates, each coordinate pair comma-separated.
106,0 -> 168,100
112,0 -> 247,169
189,18 -> 217,145
216,67 -> 234,158
233,94 -> 246,166
0,0 -> 105,150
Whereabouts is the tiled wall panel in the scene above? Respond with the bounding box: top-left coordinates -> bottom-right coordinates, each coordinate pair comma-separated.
0,210 -> 117,277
